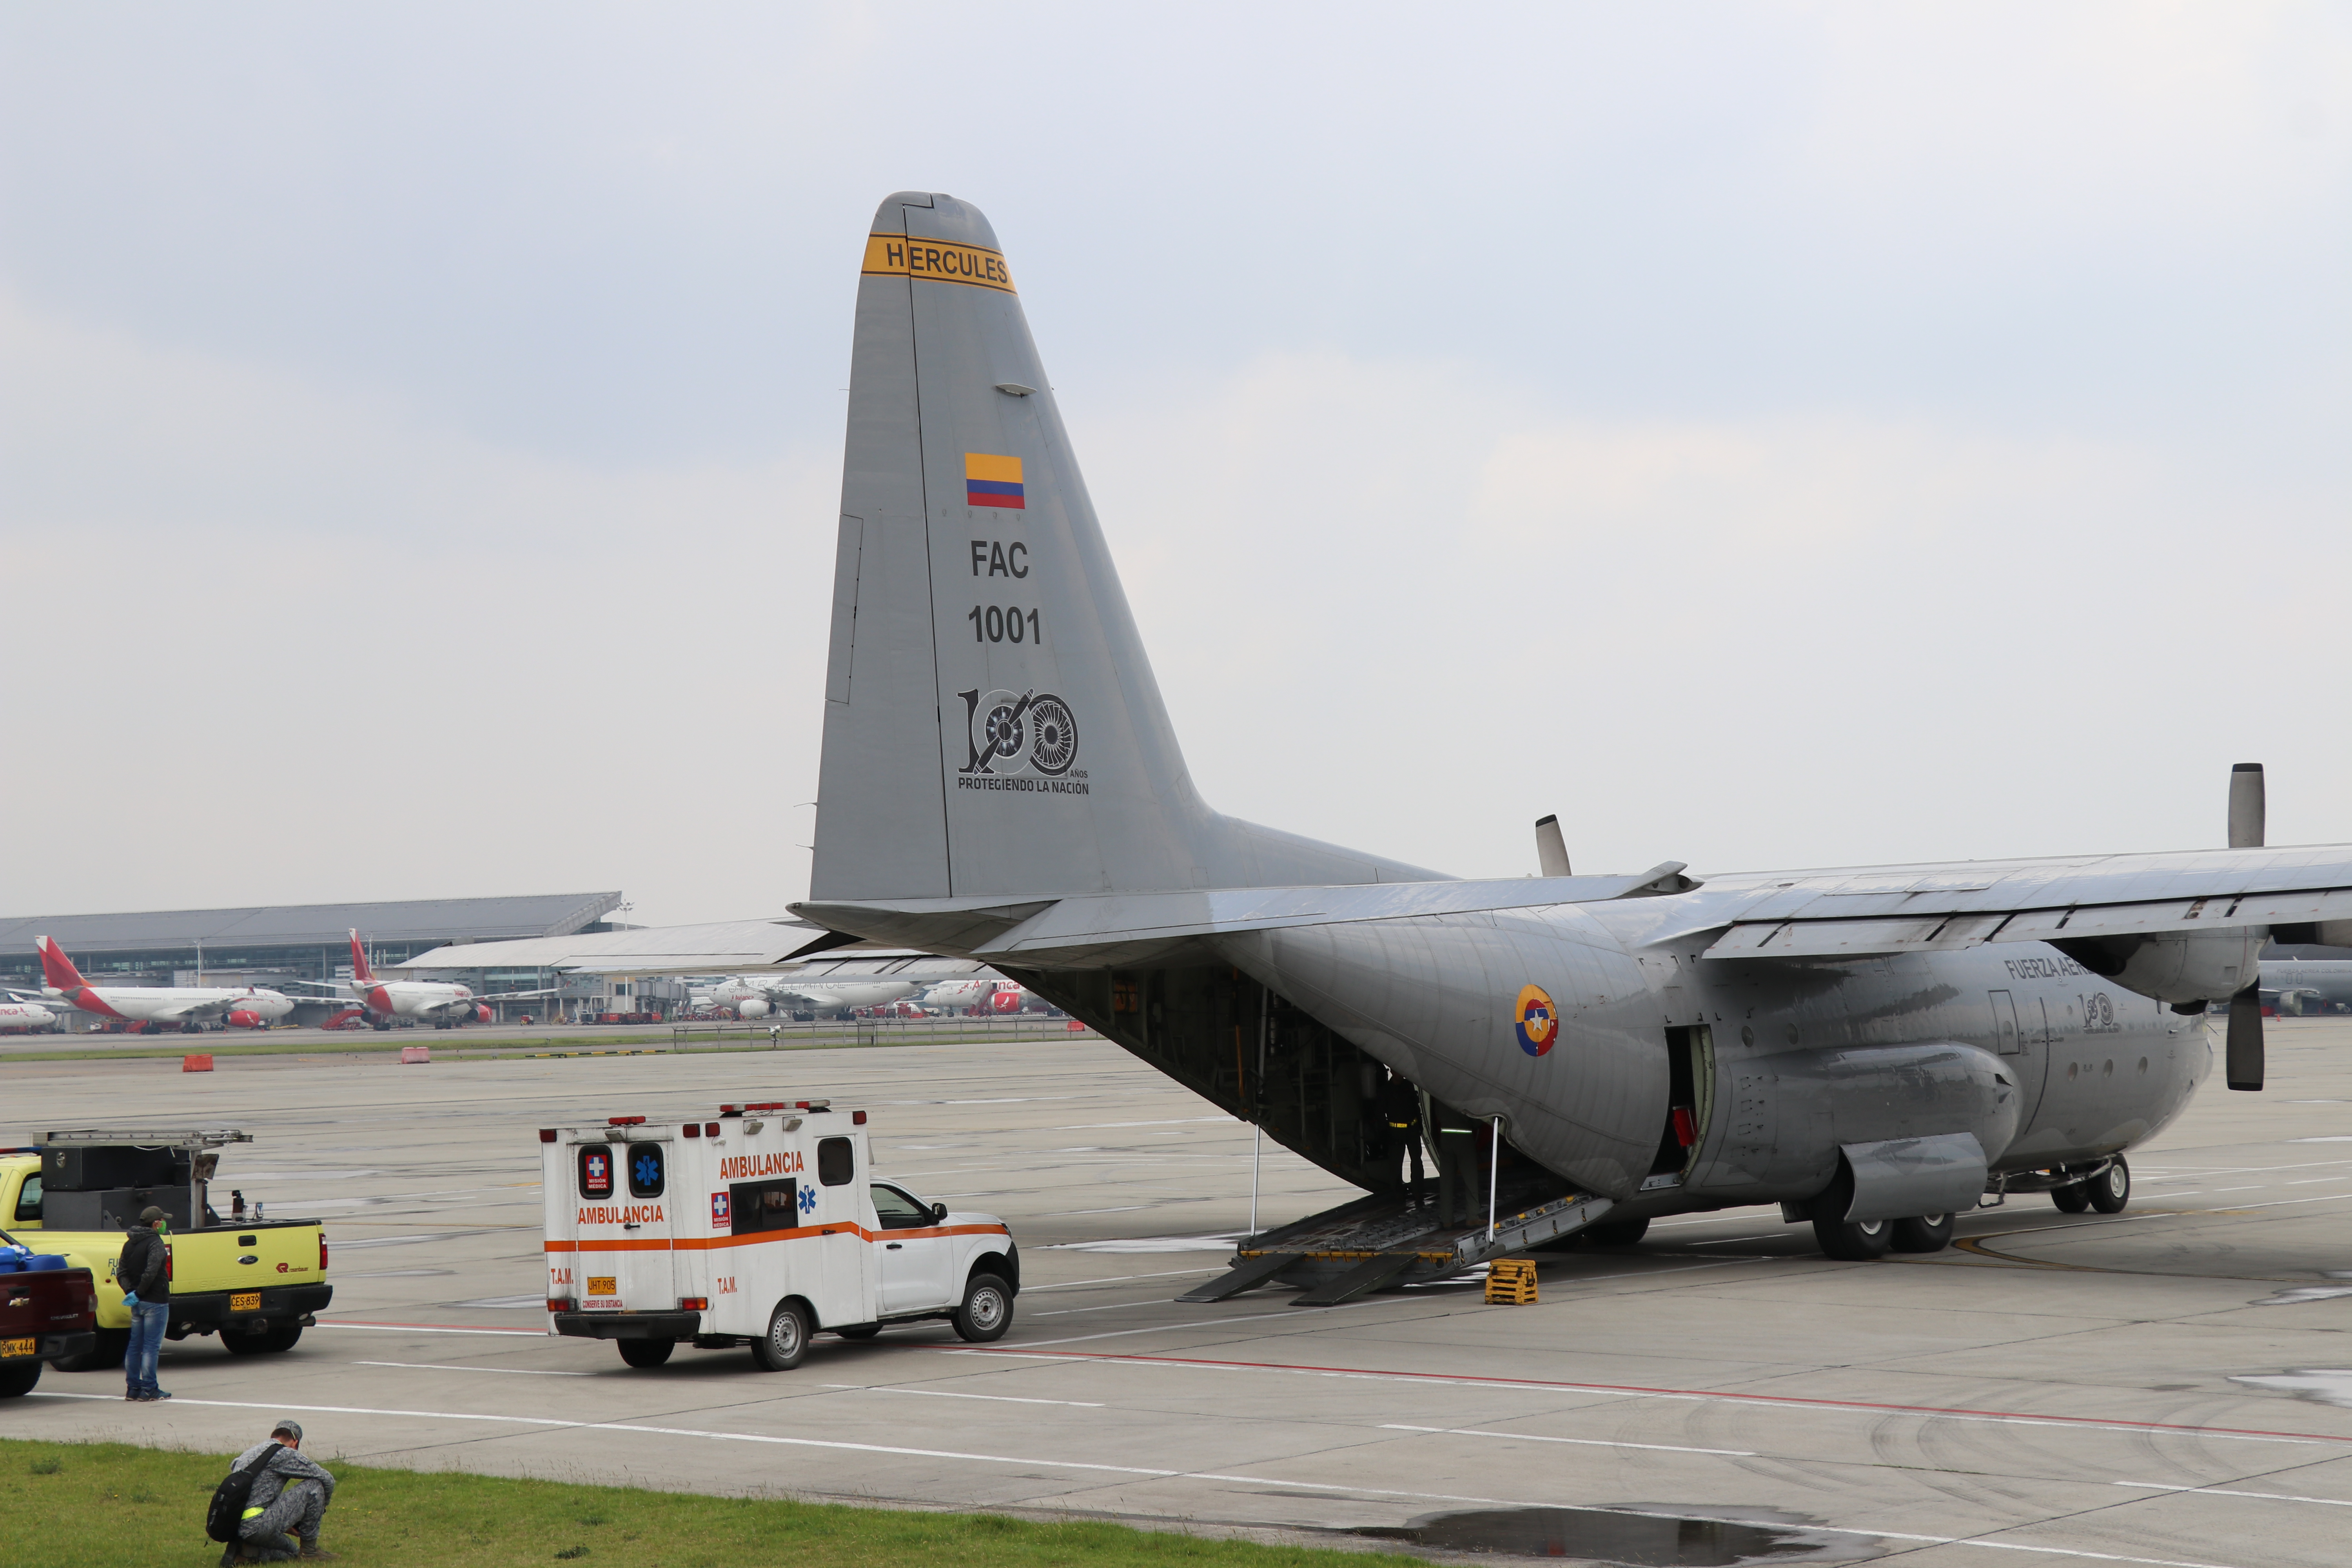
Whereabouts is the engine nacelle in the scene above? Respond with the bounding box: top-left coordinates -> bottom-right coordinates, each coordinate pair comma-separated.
989,990 -> 1024,1014
737,998 -> 772,1020
2056,929 -> 2261,1005
475,1004 -> 493,1023
226,1010 -> 262,1029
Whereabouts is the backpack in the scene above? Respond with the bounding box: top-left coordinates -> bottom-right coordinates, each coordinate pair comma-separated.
205,1446 -> 278,1543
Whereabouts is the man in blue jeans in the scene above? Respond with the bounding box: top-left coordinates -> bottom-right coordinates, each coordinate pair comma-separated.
117,1205 -> 172,1402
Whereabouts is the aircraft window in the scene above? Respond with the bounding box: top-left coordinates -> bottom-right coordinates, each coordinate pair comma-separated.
870,1183 -> 930,1229
626,1143 -> 665,1199
14,1174 -> 40,1223
578,1145 -> 615,1198
817,1136 -> 855,1187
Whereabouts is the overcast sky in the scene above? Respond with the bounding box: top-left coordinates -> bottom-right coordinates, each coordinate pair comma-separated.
3,4 -> 2347,926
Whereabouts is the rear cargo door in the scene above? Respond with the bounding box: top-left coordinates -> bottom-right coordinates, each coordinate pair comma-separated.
572,1137 -> 678,1313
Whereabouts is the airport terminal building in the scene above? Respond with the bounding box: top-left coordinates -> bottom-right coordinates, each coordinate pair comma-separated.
0,893 -> 623,995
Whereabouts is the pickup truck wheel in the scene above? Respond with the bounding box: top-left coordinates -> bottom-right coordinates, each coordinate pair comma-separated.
752,1301 -> 810,1370
53,1330 -> 126,1373
618,1338 -> 675,1368
0,1362 -> 40,1398
952,1273 -> 1013,1343
833,1324 -> 882,1341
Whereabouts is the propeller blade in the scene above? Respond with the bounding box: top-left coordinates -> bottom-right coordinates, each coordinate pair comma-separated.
2226,983 -> 2264,1091
1534,815 -> 1572,878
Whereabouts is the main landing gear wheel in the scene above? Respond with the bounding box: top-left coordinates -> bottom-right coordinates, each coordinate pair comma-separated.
1889,1214 -> 1954,1254
2087,1156 -> 2130,1214
618,1338 -> 675,1369
952,1273 -> 1013,1343
2051,1183 -> 2092,1213
752,1301 -> 810,1371
1814,1212 -> 1893,1260
1583,1217 -> 1650,1247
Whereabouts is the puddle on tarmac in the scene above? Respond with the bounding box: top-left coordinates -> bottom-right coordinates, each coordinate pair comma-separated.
1357,1505 -> 1874,1564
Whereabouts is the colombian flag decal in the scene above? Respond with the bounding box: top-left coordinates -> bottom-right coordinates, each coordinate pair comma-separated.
1515,984 -> 1559,1058
965,453 -> 1025,509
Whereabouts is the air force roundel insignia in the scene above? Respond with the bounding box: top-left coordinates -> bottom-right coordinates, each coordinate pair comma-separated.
1515,984 -> 1559,1057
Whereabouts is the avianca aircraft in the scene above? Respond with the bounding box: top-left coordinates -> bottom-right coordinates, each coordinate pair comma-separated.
30,937 -> 297,1031
0,1000 -> 61,1033
302,931 -> 560,1030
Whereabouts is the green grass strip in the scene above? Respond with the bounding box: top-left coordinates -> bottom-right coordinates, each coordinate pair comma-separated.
3,1437 -> 1411,1567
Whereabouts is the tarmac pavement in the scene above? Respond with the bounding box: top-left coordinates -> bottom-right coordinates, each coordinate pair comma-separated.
5,1019 -> 2350,1565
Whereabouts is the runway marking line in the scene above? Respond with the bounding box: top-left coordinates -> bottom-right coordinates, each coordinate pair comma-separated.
15,1392 -> 2248,1568
1382,1422 -> 1752,1457
818,1383 -> 1103,1408
354,1361 -> 590,1376
942,1348 -> 2352,1446
314,1321 -> 544,1337
2115,1481 -> 2352,1507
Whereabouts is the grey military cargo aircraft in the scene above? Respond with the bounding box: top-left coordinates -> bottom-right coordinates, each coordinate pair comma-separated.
792,192 -> 2350,1302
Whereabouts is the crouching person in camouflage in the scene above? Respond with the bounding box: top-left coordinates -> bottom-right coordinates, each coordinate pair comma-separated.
222,1420 -> 338,1564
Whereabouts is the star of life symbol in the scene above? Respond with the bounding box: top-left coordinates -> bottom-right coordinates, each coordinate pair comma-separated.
798,1187 -> 819,1215
958,687 -> 1078,777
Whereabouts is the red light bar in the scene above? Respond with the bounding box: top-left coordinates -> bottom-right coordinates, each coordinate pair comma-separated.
608,1116 -> 646,1126
742,1101 -> 788,1111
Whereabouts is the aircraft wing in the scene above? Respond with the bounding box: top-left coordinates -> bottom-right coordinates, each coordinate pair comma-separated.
1693,844 -> 2352,959
793,845 -> 2352,968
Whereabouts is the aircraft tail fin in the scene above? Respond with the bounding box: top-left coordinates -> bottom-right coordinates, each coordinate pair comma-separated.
348,929 -> 376,985
810,193 -> 1439,904
34,936 -> 87,993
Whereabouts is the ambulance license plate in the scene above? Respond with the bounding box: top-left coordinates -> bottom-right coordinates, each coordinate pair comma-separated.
230,1292 -> 261,1312
587,1276 -> 617,1296
0,1338 -> 33,1358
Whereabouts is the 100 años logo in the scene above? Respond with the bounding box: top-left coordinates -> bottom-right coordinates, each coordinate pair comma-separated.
957,688 -> 1083,792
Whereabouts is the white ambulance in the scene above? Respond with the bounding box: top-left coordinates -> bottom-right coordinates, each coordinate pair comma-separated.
540,1099 -> 1019,1370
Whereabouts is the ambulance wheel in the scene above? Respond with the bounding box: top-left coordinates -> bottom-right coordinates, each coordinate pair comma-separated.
834,1325 -> 882,1341
1889,1214 -> 1954,1253
2051,1183 -> 2092,1212
952,1273 -> 1013,1343
752,1301 -> 810,1370
618,1338 -> 674,1368
2087,1157 -> 2130,1214
0,1361 -> 40,1398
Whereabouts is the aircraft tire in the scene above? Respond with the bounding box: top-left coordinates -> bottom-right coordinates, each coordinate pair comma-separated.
2051,1184 -> 2092,1212
1583,1217 -> 1651,1247
1813,1213 -> 1893,1260
1889,1214 -> 1954,1253
751,1301 -> 810,1371
618,1338 -> 675,1368
2087,1156 -> 2130,1214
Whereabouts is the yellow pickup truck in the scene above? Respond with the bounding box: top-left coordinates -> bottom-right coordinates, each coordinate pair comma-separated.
0,1129 -> 331,1370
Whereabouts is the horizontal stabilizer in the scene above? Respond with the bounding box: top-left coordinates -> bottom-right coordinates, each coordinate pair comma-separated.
794,863 -> 1696,965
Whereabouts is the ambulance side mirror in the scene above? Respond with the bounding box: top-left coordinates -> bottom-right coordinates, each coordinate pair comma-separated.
931,1203 -> 947,1223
